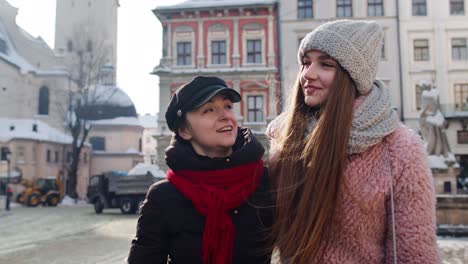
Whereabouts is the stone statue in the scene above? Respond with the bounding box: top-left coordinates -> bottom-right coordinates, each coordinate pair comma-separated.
419,88 -> 451,156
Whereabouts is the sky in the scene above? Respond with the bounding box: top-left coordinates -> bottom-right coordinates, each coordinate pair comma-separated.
5,0 -> 184,115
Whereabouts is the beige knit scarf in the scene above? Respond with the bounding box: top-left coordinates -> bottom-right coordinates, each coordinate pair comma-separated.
306,80 -> 399,154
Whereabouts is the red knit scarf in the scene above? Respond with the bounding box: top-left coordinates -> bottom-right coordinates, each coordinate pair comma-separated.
166,160 -> 264,264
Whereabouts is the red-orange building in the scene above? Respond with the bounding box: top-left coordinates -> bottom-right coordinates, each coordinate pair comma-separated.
152,0 -> 279,136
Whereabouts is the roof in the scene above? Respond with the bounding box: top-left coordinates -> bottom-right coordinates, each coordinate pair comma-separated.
87,85 -> 135,107
76,85 -> 138,120
0,0 -> 67,75
0,118 -> 72,144
155,0 -> 277,11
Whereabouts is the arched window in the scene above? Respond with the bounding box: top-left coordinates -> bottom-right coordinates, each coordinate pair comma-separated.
38,86 -> 49,115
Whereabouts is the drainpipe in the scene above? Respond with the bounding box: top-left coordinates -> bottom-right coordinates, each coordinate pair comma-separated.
396,0 -> 405,122
275,1 -> 283,113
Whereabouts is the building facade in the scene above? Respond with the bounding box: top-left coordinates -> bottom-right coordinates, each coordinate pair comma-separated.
0,0 -> 70,132
398,0 -> 468,172
278,0 -> 402,113
139,114 -> 159,165
0,118 -> 91,198
54,0 -> 119,81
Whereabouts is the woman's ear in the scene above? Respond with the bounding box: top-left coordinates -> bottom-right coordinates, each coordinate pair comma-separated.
178,126 -> 192,141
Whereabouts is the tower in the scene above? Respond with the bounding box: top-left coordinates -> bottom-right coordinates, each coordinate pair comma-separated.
54,0 -> 119,83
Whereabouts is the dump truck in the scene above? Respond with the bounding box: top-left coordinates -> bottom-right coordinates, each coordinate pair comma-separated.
87,171 -> 162,214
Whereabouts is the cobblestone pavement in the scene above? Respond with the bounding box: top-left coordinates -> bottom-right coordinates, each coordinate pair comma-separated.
0,197 -> 467,263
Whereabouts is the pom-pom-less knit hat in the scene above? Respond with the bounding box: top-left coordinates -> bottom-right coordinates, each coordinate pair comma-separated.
298,20 -> 383,95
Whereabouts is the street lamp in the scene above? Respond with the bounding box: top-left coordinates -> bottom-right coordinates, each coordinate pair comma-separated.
1,147 -> 12,211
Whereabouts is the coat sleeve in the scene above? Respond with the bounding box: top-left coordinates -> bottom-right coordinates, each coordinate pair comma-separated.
385,131 -> 440,264
127,183 -> 170,264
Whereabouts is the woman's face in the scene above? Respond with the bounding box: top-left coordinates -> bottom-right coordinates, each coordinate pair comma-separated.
300,50 -> 338,107
178,93 -> 238,158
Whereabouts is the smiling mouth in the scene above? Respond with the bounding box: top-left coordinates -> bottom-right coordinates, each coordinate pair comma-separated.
217,126 -> 233,133
305,87 -> 321,95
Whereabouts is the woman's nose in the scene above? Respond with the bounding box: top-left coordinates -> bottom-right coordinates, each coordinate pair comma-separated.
219,108 -> 234,120
303,63 -> 318,80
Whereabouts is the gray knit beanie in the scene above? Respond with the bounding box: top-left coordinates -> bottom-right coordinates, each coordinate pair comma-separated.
298,20 -> 383,95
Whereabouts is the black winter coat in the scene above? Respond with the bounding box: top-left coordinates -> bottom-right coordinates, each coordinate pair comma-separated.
127,128 -> 273,264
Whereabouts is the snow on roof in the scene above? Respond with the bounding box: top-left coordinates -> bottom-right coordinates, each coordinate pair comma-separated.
91,117 -> 142,127
427,155 -> 448,169
0,18 -> 67,75
155,0 -> 277,11
128,163 -> 165,178
139,114 -> 159,128
87,85 -> 135,107
0,21 -> 35,74
0,118 -> 72,144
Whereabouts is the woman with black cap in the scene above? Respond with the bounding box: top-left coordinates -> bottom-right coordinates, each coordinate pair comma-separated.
127,76 -> 273,264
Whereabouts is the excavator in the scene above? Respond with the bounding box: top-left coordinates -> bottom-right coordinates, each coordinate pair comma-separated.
15,171 -> 64,207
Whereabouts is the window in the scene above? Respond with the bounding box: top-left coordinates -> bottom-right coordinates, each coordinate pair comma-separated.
67,40 -> 73,52
67,151 -> 72,163
452,38 -> 468,60
454,83 -> 468,111
46,149 -> 51,162
17,146 -> 25,162
0,38 -> 7,54
337,0 -> 353,17
90,137 -> 106,151
38,86 -> 49,115
54,151 -> 59,163
298,0 -> 313,19
413,39 -> 429,61
416,83 -> 431,110
247,95 -> 264,122
176,42 -> 192,66
247,39 -> 262,63
412,0 -> 427,16
83,152 -> 88,164
211,40 -> 226,65
368,0 -> 384,16
443,181 -> 452,193
381,37 -> 386,59
86,40 -> 93,52
450,0 -> 465,15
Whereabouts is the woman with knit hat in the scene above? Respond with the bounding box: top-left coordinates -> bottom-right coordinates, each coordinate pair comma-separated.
267,20 -> 439,263
128,76 -> 273,264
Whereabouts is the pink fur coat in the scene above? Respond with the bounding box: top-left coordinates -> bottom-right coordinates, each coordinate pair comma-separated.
268,123 -> 440,263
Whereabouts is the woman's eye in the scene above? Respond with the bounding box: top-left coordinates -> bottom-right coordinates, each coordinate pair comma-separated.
302,61 -> 311,66
203,108 -> 214,113
225,104 -> 233,110
322,62 -> 336,68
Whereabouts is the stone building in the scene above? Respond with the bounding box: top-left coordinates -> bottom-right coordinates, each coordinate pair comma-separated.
0,118 -> 91,198
278,0 -> 402,114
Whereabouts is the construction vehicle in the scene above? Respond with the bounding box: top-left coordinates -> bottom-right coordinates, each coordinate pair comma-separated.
87,170 -> 162,214
15,171 -> 64,207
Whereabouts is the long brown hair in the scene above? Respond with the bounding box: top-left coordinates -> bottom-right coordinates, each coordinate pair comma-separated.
270,65 -> 357,263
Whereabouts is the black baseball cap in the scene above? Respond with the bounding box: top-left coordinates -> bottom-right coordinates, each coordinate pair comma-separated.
165,76 -> 241,131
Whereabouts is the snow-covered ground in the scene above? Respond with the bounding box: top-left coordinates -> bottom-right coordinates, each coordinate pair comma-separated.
0,197 -> 467,263
0,200 -> 136,264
